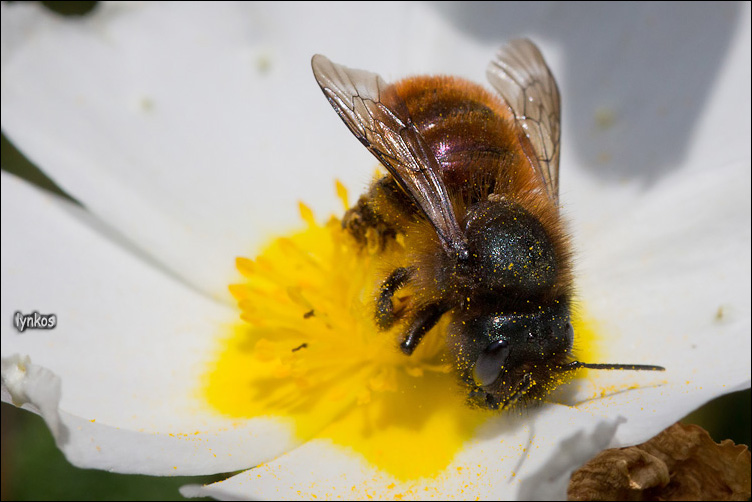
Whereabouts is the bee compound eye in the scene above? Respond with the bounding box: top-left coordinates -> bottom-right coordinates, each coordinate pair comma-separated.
473,339 -> 510,387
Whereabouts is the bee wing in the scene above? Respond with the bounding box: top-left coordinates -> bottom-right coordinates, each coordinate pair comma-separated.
486,39 -> 561,203
312,54 -> 468,256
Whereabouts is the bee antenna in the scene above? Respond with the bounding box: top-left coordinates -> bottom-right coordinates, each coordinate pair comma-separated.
564,361 -> 665,372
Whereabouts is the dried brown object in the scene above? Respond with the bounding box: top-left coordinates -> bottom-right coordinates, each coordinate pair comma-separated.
568,422 -> 751,501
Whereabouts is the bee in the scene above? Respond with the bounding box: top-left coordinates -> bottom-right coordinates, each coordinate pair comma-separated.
312,40 -> 663,410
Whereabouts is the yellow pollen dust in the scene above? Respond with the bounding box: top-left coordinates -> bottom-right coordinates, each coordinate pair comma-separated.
203,183 -> 603,481
571,312 -> 602,369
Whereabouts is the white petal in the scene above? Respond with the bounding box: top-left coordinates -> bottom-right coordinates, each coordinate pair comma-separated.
182,5 -> 751,498
2,354 -> 63,438
557,1 -> 752,446
182,406 -> 630,500
2,2 -> 749,499
3,3 -> 746,299
557,2 -> 750,230
0,172 -> 305,475
0,2 -> 498,300
515,417 -> 624,501
566,156 -> 751,438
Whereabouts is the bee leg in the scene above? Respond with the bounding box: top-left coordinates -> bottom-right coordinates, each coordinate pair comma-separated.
343,194 -> 391,245
400,303 -> 448,356
343,176 -> 418,248
375,266 -> 414,330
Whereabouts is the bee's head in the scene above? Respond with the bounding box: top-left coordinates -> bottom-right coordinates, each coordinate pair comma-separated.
447,301 -> 574,410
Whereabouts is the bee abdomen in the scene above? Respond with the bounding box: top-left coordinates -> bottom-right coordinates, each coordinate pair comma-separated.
395,75 -> 523,191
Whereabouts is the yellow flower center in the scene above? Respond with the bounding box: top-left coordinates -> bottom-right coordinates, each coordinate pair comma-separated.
203,182 -> 600,480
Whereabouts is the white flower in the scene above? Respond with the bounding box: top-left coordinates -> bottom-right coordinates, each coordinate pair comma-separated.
1,2 -> 749,500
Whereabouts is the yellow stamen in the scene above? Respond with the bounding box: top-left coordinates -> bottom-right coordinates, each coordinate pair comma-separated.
298,201 -> 315,227
335,179 -> 349,211
204,185 -> 604,481
235,257 -> 255,278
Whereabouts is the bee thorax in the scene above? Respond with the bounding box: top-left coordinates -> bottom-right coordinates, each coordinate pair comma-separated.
459,200 -> 559,295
